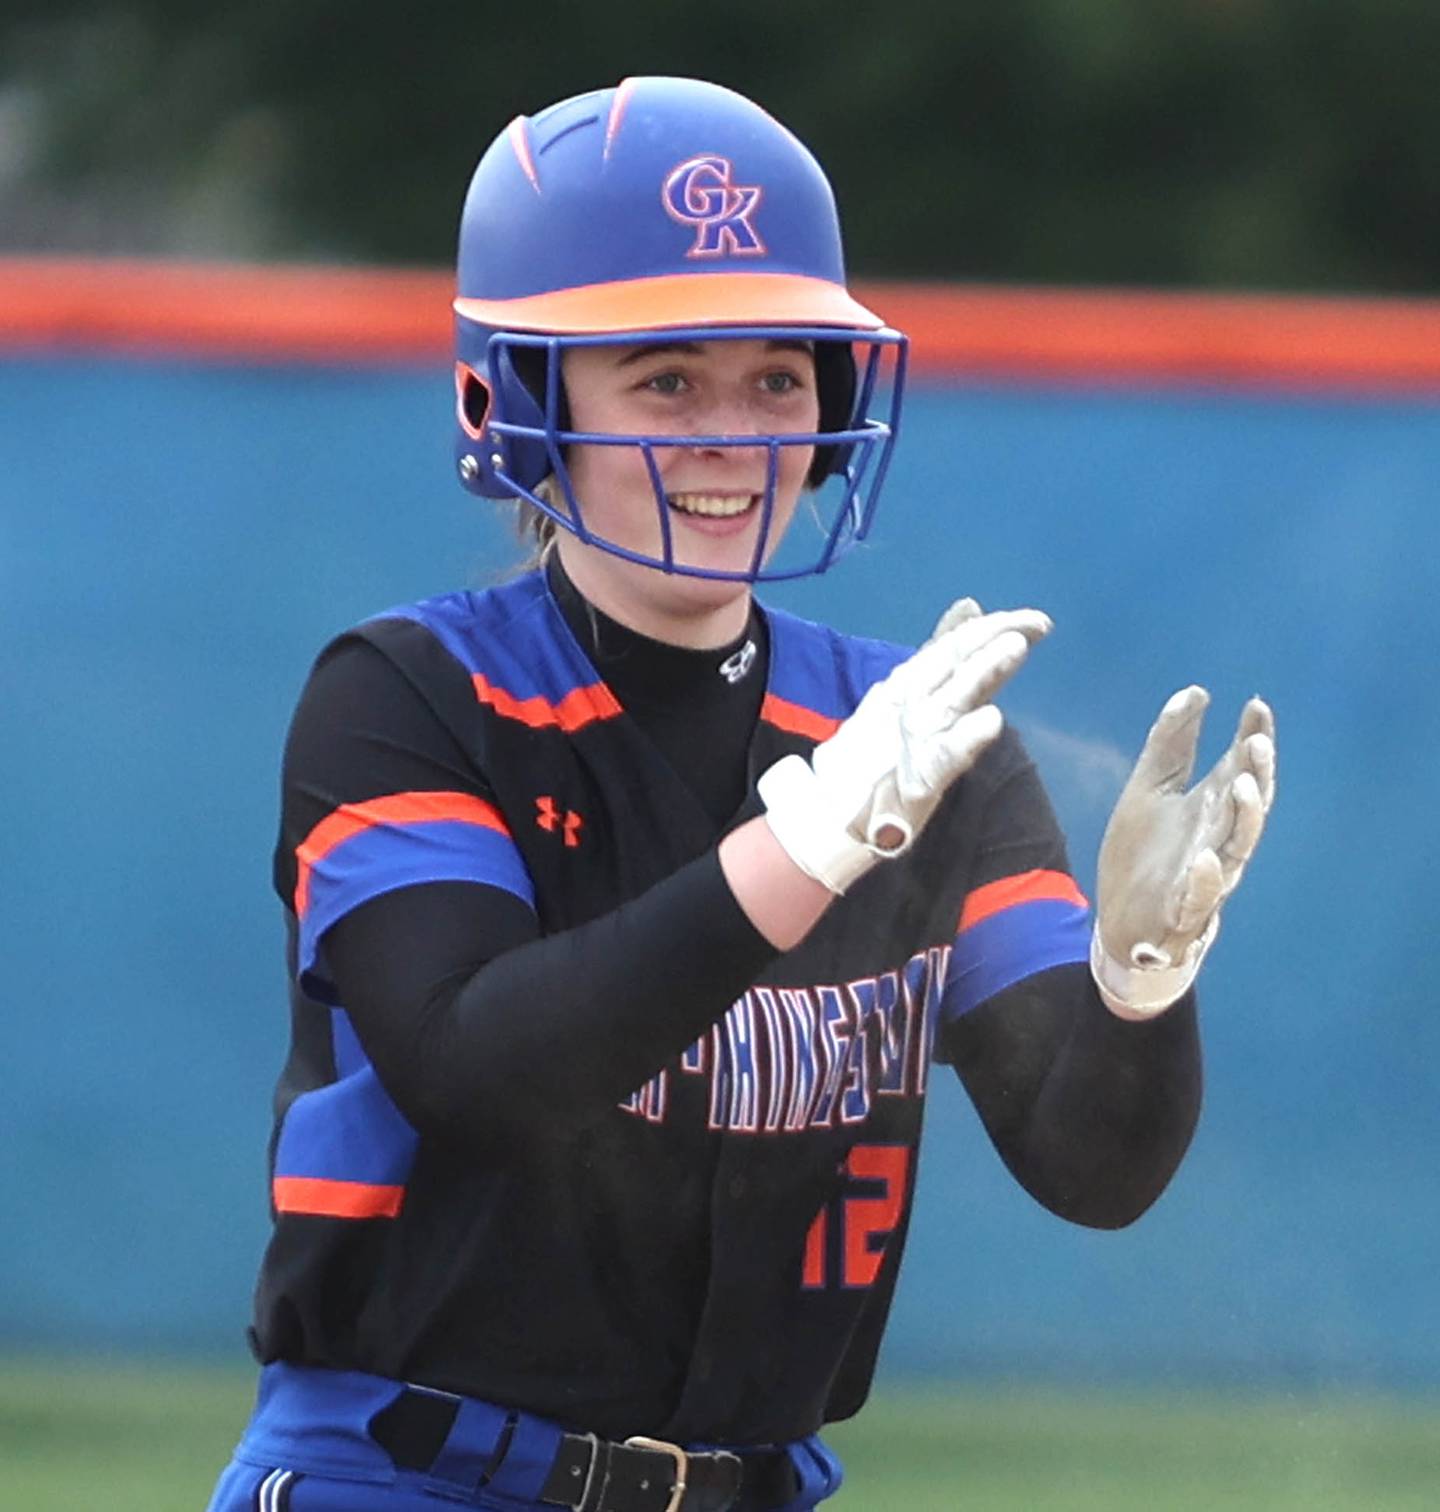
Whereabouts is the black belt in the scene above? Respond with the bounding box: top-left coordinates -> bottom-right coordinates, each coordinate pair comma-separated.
370,1386 -> 800,1512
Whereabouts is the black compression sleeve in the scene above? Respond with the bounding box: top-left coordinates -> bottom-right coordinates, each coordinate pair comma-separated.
941,963 -> 1202,1229
326,854 -> 778,1147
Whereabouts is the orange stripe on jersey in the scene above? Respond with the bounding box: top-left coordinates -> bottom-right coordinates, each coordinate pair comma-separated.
472,672 -> 623,732
760,693 -> 842,742
294,791 -> 510,918
273,1175 -> 405,1219
959,869 -> 1089,932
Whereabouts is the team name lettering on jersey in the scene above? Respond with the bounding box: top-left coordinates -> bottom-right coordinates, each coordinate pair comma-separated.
619,945 -> 948,1131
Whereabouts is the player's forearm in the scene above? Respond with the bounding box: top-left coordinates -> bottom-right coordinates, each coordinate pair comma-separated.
950,964 -> 1202,1229
1016,981 -> 1201,1227
331,850 -> 781,1145
718,813 -> 835,950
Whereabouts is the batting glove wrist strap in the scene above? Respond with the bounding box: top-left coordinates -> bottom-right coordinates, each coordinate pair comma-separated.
1089,918 -> 1216,1020
758,754 -> 894,895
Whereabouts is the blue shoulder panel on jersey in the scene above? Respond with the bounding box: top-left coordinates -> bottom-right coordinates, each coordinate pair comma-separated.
762,605 -> 909,725
371,570 -> 618,722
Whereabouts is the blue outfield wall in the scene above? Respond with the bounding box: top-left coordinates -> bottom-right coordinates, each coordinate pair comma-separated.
2,355 -> 1437,1392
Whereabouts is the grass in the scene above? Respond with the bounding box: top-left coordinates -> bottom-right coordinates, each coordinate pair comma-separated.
0,1359 -> 253,1510
825,1384 -> 1440,1510
0,1359 -> 1436,1510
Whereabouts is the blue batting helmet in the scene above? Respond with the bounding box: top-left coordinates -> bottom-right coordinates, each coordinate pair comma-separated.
453,76 -> 907,582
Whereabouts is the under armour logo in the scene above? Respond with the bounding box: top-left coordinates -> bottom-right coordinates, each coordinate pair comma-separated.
662,155 -> 765,259
718,639 -> 757,684
535,795 -> 583,847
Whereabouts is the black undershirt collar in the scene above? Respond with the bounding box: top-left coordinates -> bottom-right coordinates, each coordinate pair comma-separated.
545,553 -> 769,829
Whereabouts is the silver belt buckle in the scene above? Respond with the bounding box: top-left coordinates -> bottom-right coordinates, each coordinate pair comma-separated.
624,1435 -> 689,1512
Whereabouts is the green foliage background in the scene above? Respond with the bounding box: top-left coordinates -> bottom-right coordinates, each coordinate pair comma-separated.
2,1 -> 1436,292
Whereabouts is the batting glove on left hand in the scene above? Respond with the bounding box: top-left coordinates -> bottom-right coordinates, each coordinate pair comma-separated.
1092,687 -> 1277,1018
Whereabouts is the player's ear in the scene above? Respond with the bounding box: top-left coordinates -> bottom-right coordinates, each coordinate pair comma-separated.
456,363 -> 492,439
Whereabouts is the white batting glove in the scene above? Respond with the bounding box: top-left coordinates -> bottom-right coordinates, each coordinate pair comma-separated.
1093,687 -> 1277,1019
759,599 -> 1052,893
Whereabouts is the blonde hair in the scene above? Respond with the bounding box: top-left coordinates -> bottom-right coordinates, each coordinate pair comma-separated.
513,475 -> 562,567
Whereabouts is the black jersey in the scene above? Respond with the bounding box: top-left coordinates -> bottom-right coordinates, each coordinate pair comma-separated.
253,566 -> 1198,1446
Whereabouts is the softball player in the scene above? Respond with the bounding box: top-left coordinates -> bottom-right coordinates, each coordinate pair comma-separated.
207,76 -> 1275,1512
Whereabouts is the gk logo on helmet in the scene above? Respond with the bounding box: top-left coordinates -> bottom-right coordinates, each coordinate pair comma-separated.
662,156 -> 766,259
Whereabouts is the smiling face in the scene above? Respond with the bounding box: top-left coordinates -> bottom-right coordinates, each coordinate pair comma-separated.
551,336 -> 821,647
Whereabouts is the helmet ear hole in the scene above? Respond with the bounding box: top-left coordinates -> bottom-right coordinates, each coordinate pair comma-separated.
456,363 -> 492,439
509,345 -> 572,432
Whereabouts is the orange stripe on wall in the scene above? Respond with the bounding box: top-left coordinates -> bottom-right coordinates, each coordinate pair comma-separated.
0,257 -> 451,364
959,869 -> 1089,932
294,790 -> 510,917
273,1175 -> 405,1219
760,693 -> 842,742
876,284 -> 1440,393
472,672 -> 622,731
5,257 -> 1440,393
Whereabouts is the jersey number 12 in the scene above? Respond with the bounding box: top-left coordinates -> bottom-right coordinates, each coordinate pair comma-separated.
802,1144 -> 910,1290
